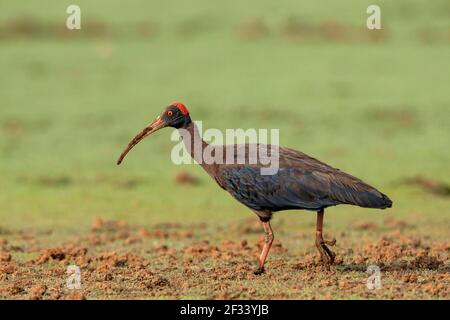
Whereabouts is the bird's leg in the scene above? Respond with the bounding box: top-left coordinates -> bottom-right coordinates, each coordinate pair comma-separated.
254,220 -> 274,275
315,209 -> 336,268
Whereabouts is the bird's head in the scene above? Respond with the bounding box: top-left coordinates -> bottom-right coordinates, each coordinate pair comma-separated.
117,102 -> 191,165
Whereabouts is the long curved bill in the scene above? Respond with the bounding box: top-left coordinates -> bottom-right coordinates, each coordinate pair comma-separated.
117,116 -> 165,165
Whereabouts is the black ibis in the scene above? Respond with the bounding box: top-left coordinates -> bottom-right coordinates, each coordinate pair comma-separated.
117,102 -> 392,274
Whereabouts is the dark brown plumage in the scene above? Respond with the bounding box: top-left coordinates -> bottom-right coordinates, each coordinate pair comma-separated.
117,102 -> 393,274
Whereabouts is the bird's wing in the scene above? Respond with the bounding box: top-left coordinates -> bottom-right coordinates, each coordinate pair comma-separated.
218,166 -> 336,211
279,147 -> 392,209
217,146 -> 391,211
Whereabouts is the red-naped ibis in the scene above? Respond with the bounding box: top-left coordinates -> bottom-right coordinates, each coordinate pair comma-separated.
117,102 -> 392,274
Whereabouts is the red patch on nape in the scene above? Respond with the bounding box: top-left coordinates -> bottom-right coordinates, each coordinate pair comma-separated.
170,102 -> 189,115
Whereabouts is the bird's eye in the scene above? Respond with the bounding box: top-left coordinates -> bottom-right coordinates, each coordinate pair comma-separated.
167,111 -> 173,117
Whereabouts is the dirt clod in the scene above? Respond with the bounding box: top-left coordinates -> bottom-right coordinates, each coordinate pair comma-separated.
175,171 -> 200,185
29,284 -> 47,300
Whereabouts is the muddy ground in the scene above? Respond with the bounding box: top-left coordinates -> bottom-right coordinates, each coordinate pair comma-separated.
0,217 -> 448,300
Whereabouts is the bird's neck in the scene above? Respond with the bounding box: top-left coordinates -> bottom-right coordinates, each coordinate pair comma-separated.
181,122 -> 209,161
180,122 -> 217,175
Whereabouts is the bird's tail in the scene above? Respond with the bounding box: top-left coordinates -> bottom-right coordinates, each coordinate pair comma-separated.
330,182 -> 393,209
377,193 -> 393,209
356,190 -> 393,209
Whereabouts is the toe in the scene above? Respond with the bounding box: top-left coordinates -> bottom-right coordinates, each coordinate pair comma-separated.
254,266 -> 265,275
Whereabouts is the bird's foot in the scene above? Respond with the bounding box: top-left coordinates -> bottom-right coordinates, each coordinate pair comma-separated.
253,266 -> 265,275
315,237 -> 336,268
324,237 -> 336,246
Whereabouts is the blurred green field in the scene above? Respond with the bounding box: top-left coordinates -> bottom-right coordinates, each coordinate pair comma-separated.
0,0 -> 449,288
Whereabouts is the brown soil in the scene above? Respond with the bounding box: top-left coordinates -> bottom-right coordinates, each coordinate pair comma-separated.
174,171 -> 200,186
401,176 -> 450,197
0,218 -> 448,300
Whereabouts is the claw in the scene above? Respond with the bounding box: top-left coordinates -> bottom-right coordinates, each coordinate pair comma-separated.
316,239 -> 336,266
323,244 -> 336,264
254,266 -> 265,275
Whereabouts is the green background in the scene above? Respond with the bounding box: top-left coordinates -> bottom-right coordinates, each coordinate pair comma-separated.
0,0 -> 449,239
